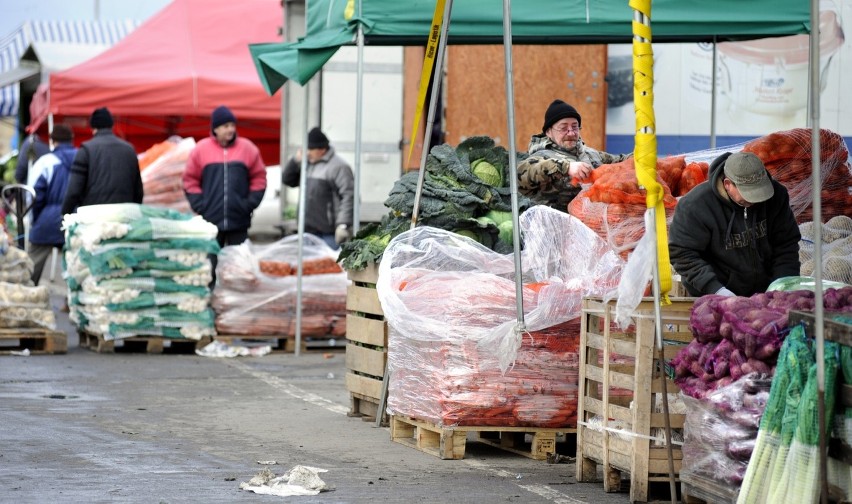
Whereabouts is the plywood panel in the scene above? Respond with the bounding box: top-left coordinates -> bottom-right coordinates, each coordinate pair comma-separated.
444,45 -> 610,153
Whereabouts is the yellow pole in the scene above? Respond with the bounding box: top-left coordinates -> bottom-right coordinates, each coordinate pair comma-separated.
630,0 -> 671,300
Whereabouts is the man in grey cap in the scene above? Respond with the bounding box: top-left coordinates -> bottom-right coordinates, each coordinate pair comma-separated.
669,151 -> 801,297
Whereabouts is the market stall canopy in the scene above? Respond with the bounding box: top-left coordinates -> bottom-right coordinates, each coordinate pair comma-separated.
0,19 -> 138,116
249,0 -> 811,91
0,41 -> 111,88
28,0 -> 284,164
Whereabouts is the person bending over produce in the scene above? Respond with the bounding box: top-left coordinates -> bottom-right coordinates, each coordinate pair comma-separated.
669,151 -> 801,297
518,99 -> 630,211
282,127 -> 354,250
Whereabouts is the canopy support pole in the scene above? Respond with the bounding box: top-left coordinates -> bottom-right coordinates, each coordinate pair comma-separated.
294,82 -> 312,358
377,0 -> 453,428
410,0 -> 452,228
501,0 -> 525,330
353,22 -> 365,234
809,0 -> 826,501
631,3 -> 676,501
710,37 -> 717,149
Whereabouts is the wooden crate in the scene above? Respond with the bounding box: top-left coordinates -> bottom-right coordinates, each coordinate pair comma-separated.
390,414 -> 567,460
576,297 -> 693,503
0,327 -> 67,354
345,263 -> 388,419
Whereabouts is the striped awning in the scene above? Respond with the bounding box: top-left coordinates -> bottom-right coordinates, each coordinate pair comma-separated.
0,19 -> 139,117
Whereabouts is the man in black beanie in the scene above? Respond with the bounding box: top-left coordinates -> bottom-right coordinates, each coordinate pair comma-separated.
62,107 -> 143,215
517,99 -> 630,212
282,126 -> 354,249
183,105 -> 266,285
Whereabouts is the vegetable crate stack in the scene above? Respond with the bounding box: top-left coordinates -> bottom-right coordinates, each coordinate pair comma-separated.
63,203 -> 219,346
576,297 -> 693,503
212,234 -> 347,349
343,262 -> 388,420
669,286 -> 852,504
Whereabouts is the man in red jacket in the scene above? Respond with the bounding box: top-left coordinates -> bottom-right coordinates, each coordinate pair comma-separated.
183,105 -> 267,248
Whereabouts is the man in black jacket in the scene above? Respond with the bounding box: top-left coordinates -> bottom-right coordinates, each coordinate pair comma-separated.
668,151 -> 801,297
61,107 -> 143,215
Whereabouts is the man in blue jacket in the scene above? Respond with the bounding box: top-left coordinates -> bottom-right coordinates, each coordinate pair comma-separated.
29,124 -> 76,284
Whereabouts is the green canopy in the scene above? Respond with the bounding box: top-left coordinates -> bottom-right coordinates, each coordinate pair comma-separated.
250,0 -> 810,92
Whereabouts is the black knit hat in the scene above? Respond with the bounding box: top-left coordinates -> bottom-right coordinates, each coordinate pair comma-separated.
90,107 -> 114,129
308,127 -> 329,149
211,105 -> 237,132
542,99 -> 581,133
50,124 -> 73,143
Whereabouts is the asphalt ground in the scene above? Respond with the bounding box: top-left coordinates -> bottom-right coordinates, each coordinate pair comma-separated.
0,274 -> 647,504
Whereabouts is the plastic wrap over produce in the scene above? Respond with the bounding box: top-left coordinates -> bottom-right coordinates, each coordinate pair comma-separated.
64,203 -> 219,340
377,205 -> 625,427
0,243 -> 34,284
680,374 -> 771,490
567,128 -> 851,259
212,234 -> 347,337
0,281 -> 55,329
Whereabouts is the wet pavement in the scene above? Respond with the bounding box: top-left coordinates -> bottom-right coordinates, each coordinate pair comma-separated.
0,274 -> 641,504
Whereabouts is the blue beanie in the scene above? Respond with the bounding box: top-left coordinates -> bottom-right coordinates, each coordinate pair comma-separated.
211,105 -> 237,132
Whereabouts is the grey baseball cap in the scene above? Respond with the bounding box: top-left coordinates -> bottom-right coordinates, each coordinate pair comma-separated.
723,152 -> 774,204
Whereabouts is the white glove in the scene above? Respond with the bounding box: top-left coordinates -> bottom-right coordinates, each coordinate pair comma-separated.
334,224 -> 351,245
715,287 -> 735,297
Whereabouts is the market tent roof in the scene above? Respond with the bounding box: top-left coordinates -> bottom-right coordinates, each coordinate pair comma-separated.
29,0 -> 284,163
0,41 -> 111,88
0,19 -> 138,116
250,0 -> 811,91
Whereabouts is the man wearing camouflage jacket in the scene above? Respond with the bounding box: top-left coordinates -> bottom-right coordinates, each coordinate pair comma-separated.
518,99 -> 630,212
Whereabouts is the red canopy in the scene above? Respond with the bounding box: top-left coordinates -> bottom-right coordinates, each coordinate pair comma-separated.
29,0 -> 283,164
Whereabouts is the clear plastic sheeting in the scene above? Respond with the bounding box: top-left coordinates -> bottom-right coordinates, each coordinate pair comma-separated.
0,243 -> 34,285
213,235 -> 347,338
680,374 -> 771,490
140,137 -> 196,213
0,281 -> 55,330
376,205 -> 625,427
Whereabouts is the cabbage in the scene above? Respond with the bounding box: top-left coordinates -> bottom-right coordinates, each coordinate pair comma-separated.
471,159 -> 503,187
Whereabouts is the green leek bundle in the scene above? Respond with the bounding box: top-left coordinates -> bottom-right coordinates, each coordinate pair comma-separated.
737,323 -> 839,503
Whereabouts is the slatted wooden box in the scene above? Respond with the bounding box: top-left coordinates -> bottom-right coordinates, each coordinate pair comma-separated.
576,297 -> 694,503
344,263 -> 388,421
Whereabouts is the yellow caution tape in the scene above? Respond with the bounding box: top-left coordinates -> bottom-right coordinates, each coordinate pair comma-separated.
630,0 -> 671,302
406,0 -> 447,168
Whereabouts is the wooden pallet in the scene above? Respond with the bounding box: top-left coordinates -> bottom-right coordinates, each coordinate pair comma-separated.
576,297 -> 693,503
390,415 -> 573,460
680,474 -> 739,504
80,331 -> 210,354
0,327 -> 67,354
214,334 -> 346,353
